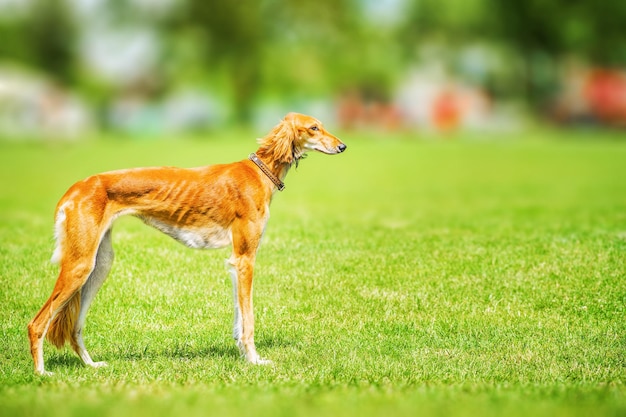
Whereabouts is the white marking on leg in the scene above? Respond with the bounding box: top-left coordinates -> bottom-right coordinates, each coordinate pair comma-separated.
35,319 -> 53,376
226,257 -> 242,344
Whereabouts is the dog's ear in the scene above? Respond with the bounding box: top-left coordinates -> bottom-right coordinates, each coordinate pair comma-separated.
258,116 -> 299,165
283,113 -> 309,163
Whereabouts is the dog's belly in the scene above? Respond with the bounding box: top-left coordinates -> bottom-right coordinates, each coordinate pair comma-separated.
141,217 -> 232,249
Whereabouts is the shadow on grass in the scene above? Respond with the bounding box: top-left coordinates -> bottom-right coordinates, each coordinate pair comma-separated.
44,333 -> 296,372
256,333 -> 298,349
114,341 -> 240,361
43,342 -> 238,373
45,353 -> 85,371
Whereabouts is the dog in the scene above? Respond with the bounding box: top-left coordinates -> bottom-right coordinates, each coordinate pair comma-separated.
27,112 -> 346,375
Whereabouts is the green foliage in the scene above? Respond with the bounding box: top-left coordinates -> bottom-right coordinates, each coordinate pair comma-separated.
400,0 -> 626,106
166,0 -> 365,118
487,0 -> 626,65
0,0 -> 77,85
1,130 -> 625,416
4,0 -> 626,121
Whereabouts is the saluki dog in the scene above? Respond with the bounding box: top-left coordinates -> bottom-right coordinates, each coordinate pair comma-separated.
27,112 -> 346,375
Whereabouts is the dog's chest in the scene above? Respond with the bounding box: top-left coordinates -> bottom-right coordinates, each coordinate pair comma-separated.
141,217 -> 232,249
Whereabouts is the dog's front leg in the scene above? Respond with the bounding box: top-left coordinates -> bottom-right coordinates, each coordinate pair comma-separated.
227,258 -> 243,342
227,253 -> 271,365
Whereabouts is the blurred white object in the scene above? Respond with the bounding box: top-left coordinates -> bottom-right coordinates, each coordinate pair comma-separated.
0,68 -> 92,140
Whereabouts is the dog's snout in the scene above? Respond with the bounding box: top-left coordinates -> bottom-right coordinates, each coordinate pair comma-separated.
338,143 -> 347,153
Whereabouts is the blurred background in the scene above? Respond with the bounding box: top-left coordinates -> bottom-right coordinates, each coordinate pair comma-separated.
1,0 -> 625,139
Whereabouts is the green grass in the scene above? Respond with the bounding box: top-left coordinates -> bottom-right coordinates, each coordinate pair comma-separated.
1,129 -> 625,416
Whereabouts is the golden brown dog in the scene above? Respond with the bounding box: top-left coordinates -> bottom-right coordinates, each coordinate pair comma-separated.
27,113 -> 346,375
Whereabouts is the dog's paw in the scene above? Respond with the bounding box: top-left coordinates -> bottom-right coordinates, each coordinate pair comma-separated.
89,361 -> 108,369
247,355 -> 273,366
36,369 -> 54,377
254,358 -> 273,366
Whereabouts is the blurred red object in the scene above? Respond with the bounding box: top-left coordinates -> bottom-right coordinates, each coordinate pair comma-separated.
584,69 -> 626,126
432,89 -> 461,133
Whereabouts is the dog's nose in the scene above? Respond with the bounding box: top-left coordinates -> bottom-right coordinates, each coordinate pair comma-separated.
338,143 -> 347,153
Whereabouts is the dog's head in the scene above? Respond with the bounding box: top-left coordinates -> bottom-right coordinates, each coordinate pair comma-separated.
259,113 -> 346,165
286,112 -> 347,156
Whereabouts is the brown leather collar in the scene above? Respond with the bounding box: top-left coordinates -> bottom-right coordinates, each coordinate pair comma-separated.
248,153 -> 285,191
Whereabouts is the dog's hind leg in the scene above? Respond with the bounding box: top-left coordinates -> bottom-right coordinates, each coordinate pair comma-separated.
28,254 -> 99,375
28,188 -> 108,375
69,228 -> 114,369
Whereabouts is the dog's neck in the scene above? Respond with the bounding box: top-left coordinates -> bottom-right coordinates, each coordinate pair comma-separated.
253,150 -> 292,184
254,146 -> 305,186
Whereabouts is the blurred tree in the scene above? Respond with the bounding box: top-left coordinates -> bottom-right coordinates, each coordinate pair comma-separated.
559,0 -> 626,65
397,0 -> 499,89
488,0 -> 626,106
165,0 -> 360,123
4,0 -> 623,124
177,1 -> 263,123
0,0 -> 78,85
486,0 -> 563,106
27,0 -> 78,85
260,0 -> 359,96
400,0 -> 626,109
400,0 -> 490,47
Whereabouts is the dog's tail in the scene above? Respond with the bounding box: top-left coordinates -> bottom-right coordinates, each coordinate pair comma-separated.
46,293 -> 80,349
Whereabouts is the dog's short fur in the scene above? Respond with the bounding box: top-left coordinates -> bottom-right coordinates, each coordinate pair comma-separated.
27,113 -> 346,375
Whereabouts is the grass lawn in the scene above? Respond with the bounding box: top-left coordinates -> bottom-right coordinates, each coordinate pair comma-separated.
1,129 -> 625,416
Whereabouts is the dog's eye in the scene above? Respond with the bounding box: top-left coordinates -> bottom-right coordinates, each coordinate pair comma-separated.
310,126 -> 319,131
